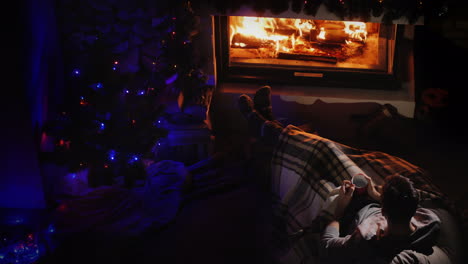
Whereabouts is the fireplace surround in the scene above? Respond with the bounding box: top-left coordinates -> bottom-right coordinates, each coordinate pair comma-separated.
214,15 -> 402,90
194,4 -> 421,117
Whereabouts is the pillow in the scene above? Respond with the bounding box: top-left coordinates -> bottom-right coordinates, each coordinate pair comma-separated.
391,247 -> 451,264
428,207 -> 463,264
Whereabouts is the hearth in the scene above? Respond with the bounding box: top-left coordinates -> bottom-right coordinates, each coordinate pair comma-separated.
214,15 -> 406,90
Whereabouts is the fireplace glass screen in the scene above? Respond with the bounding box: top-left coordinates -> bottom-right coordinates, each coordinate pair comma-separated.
227,16 -> 396,74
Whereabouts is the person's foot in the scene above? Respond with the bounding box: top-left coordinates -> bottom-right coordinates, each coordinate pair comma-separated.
238,94 -> 254,118
254,85 -> 274,120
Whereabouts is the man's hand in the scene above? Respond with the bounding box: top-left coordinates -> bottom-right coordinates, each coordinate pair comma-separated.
335,180 -> 355,220
364,175 -> 382,202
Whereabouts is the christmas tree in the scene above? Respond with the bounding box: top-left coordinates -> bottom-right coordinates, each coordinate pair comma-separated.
42,0 -> 209,189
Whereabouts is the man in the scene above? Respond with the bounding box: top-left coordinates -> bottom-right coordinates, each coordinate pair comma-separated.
238,86 -> 442,263
321,175 -> 441,263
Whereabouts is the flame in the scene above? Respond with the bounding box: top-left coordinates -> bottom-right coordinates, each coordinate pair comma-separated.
229,16 -> 369,57
230,16 -> 313,55
230,17 -> 288,44
317,27 -> 326,40
344,21 -> 367,42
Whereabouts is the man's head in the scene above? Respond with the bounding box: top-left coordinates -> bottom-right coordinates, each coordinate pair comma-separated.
381,175 -> 419,224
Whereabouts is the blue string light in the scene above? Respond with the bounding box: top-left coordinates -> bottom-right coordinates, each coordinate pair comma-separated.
108,150 -> 116,161
47,224 -> 55,233
91,82 -> 104,90
72,69 -> 81,76
128,154 -> 140,164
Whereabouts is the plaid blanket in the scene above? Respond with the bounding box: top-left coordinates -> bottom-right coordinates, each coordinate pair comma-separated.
271,125 -> 453,263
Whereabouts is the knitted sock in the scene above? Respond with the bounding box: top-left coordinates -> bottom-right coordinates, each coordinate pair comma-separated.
238,94 -> 254,118
254,85 -> 275,121
239,94 -> 284,145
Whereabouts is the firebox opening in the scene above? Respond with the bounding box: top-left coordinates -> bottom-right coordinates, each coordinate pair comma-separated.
229,16 -> 393,72
215,15 -> 403,90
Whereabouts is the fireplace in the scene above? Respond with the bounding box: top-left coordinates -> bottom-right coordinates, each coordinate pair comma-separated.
214,15 -> 405,90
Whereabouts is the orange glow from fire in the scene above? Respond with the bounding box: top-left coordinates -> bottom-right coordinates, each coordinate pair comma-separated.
228,16 -> 384,67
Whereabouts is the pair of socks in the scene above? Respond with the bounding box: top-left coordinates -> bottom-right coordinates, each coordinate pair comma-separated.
238,87 -> 284,145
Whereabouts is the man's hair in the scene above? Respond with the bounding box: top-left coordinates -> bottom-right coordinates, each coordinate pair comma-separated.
381,175 -> 419,223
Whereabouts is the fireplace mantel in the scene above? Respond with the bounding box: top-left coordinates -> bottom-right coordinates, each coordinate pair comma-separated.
194,3 -> 424,25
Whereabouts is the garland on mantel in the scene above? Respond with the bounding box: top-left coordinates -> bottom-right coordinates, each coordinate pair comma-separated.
190,0 -> 450,24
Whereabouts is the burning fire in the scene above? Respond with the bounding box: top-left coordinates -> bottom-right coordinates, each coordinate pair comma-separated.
229,16 -> 372,63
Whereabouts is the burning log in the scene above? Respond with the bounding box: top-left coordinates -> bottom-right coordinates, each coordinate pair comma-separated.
265,28 -> 298,36
316,28 -> 348,45
277,52 -> 337,64
231,33 -> 275,49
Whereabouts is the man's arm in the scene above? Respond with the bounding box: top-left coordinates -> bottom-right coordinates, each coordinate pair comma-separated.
320,220 -> 362,260
320,181 -> 361,260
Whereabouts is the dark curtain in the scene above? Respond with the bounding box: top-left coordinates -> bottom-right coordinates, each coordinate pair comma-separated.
23,0 -> 64,141
0,0 -> 63,208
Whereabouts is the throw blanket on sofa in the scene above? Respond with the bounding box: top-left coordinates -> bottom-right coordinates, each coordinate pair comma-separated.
271,125 -> 454,263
